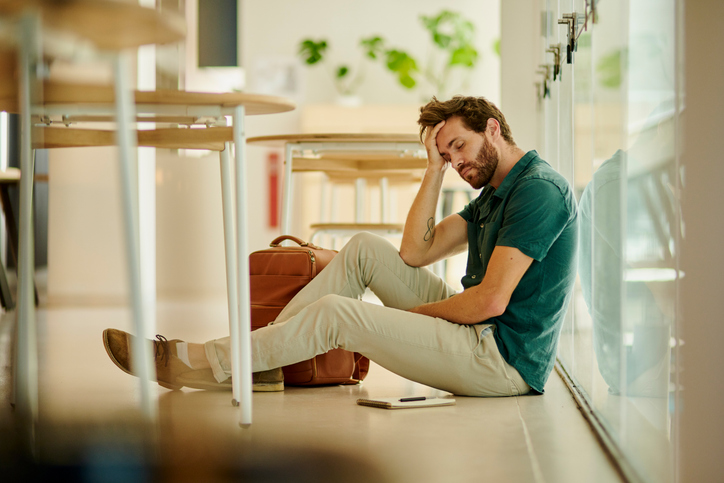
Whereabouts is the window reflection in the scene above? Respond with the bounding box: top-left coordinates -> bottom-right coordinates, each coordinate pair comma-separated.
578,109 -> 678,398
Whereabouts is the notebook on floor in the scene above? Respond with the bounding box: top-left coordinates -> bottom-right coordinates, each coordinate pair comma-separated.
356,397 -> 456,409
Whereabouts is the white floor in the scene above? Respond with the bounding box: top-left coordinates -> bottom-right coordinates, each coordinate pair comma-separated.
1,291 -> 624,482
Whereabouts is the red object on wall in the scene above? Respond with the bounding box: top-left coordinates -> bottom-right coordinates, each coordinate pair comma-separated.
267,151 -> 280,228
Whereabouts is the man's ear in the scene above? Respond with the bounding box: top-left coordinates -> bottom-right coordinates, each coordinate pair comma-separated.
486,118 -> 501,140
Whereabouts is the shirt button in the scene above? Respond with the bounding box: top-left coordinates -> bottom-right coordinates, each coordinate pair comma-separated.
472,275 -> 476,279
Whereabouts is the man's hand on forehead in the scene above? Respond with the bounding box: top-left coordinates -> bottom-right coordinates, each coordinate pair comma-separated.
424,120 -> 448,172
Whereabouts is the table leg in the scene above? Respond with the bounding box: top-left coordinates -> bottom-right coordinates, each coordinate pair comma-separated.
113,52 -> 156,421
15,13 -> 40,434
233,106 -> 252,426
354,178 -> 366,223
281,143 -> 294,237
380,176 -> 390,223
219,143 -> 241,408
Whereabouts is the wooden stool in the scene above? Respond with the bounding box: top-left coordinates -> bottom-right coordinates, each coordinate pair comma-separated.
310,170 -> 423,248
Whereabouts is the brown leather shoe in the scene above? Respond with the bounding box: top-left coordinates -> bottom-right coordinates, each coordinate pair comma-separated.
102,329 -> 284,392
103,328 -> 224,391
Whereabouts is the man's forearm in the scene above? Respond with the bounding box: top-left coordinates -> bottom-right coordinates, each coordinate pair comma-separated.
407,286 -> 502,325
408,283 -> 506,325
400,167 -> 446,264
409,246 -> 534,325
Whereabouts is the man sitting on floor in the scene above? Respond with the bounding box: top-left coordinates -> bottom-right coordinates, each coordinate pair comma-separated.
104,96 -> 578,397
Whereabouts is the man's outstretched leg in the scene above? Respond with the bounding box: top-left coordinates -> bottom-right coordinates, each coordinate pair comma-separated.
102,329 -> 283,391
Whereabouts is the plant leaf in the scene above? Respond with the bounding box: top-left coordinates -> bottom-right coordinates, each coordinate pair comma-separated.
449,45 -> 478,67
433,32 -> 452,49
399,74 -> 416,89
421,10 -> 476,51
360,36 -> 385,59
298,39 -> 329,65
597,48 -> 626,89
336,66 -> 349,78
385,50 -> 418,89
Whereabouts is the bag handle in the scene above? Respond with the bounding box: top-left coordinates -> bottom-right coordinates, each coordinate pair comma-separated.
269,235 -> 322,250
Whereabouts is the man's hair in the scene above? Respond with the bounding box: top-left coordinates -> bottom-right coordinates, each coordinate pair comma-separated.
417,96 -> 516,146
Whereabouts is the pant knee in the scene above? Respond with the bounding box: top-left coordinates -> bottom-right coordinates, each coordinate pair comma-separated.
342,232 -> 398,261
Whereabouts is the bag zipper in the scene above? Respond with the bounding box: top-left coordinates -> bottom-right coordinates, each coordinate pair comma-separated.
308,250 -> 317,277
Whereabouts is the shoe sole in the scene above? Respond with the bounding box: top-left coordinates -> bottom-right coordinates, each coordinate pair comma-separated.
176,370 -> 232,391
251,382 -> 284,392
176,374 -> 284,392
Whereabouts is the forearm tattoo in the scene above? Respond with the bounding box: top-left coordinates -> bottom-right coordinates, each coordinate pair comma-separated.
423,217 -> 435,242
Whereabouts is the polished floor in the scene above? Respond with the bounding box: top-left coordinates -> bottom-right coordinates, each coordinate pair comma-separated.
0,276 -> 624,483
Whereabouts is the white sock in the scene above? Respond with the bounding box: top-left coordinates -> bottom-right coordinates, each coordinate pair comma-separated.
175,342 -> 194,369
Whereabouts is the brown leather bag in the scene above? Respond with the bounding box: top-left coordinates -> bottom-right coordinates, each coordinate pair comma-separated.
249,235 -> 370,386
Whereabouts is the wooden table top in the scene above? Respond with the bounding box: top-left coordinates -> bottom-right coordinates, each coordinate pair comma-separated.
291,153 -> 427,172
248,133 -> 426,172
34,127 -> 429,172
0,0 -> 185,51
247,133 -> 423,147
35,126 -> 234,152
0,79 -> 297,116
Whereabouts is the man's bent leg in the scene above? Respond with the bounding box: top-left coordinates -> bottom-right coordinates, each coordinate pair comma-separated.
205,232 -> 457,383
276,232 -> 457,322
207,294 -> 530,397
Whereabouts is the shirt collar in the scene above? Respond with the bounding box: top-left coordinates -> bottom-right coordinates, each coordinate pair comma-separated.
492,150 -> 539,199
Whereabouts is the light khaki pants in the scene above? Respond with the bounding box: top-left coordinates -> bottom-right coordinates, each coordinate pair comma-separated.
206,232 -> 530,397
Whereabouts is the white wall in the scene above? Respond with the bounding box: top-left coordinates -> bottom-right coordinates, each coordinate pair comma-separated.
500,0 -> 540,152
242,0 -> 500,106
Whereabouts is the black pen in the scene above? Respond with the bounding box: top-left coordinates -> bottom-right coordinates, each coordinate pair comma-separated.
399,396 -> 428,402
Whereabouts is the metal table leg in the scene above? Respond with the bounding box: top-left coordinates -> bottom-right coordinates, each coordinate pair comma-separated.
219,141 -> 241,408
281,143 -> 294,236
232,106 -> 252,426
113,52 -> 156,421
16,13 -> 40,434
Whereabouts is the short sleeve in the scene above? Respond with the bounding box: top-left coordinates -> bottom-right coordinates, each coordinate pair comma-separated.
496,179 -> 573,261
458,200 -> 474,222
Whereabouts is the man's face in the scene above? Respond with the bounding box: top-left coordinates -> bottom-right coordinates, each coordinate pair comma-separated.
436,116 -> 499,189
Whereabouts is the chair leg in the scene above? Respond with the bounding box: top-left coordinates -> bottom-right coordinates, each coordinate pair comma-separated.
0,251 -> 14,310
0,186 -> 15,310
1,180 -> 39,306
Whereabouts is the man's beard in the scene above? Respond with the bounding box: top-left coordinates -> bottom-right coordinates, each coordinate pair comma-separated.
457,137 -> 499,189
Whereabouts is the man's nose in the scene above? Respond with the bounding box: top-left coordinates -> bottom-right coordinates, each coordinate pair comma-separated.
452,154 -> 464,170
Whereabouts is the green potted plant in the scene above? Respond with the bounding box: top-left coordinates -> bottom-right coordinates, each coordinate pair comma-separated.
365,10 -> 479,100
298,38 -> 376,105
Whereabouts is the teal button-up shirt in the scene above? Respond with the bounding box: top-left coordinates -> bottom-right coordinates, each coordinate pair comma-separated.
458,150 -> 578,393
